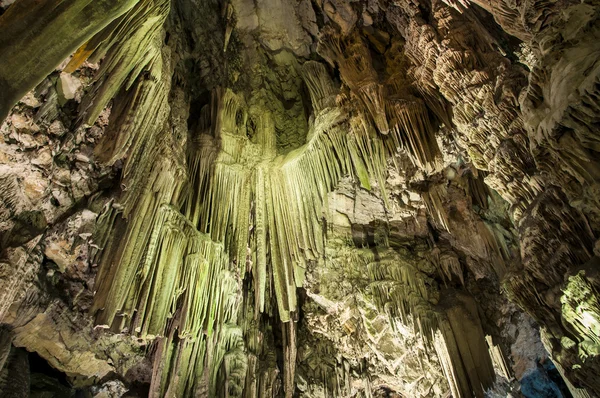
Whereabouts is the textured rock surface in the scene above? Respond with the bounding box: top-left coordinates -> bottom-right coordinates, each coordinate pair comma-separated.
0,0 -> 599,396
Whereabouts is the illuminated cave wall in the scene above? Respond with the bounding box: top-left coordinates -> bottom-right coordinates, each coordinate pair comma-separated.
0,0 -> 599,397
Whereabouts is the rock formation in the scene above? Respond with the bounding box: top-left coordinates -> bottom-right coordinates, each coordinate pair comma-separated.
0,0 -> 599,396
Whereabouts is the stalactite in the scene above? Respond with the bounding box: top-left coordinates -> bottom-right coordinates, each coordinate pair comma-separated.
513,188 -> 594,295
423,182 -> 509,279
485,335 -> 511,380
318,28 -> 447,174
94,204 -> 246,397
348,116 -> 388,202
467,172 -> 489,210
71,0 -> 177,223
384,42 -> 444,172
0,0 -> 141,122
422,184 -> 451,232
183,130 -> 219,228
186,86 -> 397,327
432,248 -> 464,286
300,61 -> 338,113
561,271 -> 600,359
434,329 -> 463,398
74,0 -> 171,125
91,132 -> 188,327
435,291 -> 496,398
282,321 -> 297,398
360,249 -> 440,343
386,98 -> 443,172
486,137 -> 544,218
318,30 -> 389,134
356,83 -> 389,135
0,238 -> 42,320
476,221 -> 507,279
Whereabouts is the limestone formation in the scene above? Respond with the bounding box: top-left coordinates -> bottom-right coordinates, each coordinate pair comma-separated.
1,0 -> 599,396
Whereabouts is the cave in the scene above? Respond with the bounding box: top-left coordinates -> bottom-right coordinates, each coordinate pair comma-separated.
0,0 -> 599,397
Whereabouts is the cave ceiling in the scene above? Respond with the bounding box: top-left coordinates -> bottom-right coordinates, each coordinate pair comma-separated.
0,0 -> 599,397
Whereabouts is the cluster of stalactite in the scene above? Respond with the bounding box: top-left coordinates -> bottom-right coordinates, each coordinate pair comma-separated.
179,72 -> 399,395
384,0 -> 600,393
365,249 -> 440,340
423,180 -> 509,279
317,29 -> 444,173
81,11 -> 507,393
2,0 -> 600,395
383,0 -> 537,220
297,244 -> 503,397
0,0 -> 142,122
44,2 -> 249,396
365,250 -> 500,398
94,205 -> 246,397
